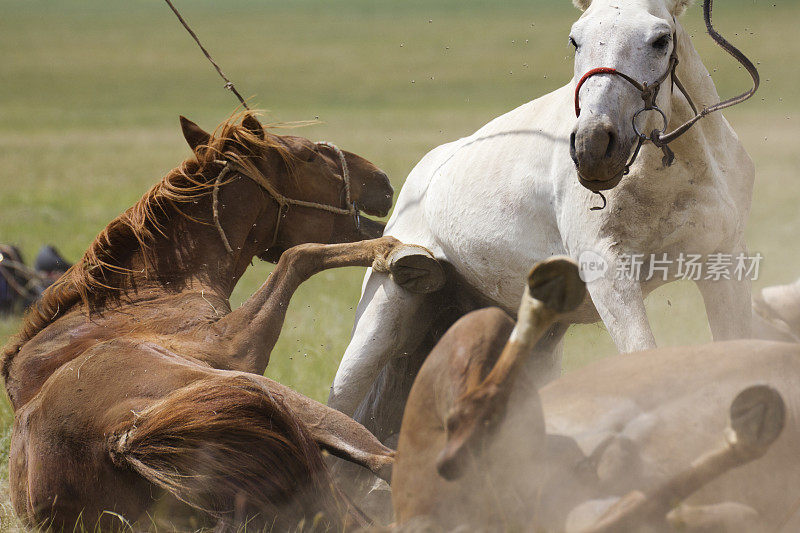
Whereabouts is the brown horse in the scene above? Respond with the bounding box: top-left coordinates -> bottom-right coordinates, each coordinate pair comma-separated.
1,112 -> 444,530
393,258 -> 791,532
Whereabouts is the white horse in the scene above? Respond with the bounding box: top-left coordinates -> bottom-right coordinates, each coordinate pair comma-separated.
328,0 -> 756,437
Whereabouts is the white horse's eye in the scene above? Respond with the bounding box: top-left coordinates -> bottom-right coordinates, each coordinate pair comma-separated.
569,36 -> 579,50
652,34 -> 671,51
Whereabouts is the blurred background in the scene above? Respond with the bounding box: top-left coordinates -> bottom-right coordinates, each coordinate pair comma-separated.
1,0 -> 797,527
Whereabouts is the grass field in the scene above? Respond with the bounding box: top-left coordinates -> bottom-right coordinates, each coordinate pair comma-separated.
1,0 -> 798,529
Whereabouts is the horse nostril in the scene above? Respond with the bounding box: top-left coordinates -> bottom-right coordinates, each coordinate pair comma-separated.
604,130 -> 617,159
569,131 -> 578,167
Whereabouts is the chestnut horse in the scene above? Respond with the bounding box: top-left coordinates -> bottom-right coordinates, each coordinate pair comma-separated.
1,112 -> 442,530
394,258 -> 793,531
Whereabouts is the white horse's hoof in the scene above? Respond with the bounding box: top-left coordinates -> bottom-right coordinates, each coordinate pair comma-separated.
387,245 -> 445,294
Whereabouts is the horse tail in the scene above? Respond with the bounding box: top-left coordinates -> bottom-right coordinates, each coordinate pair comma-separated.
107,375 -> 362,530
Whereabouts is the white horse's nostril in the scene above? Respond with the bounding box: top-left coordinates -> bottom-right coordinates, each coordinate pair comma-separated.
604,130 -> 617,159
572,118 -> 627,183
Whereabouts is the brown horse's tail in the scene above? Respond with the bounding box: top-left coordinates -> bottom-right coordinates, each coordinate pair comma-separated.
108,375 -> 363,530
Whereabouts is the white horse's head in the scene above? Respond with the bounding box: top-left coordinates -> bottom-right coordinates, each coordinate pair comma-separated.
569,0 -> 690,191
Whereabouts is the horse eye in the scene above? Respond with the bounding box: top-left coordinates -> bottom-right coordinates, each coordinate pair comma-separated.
569,36 -> 579,50
652,34 -> 670,50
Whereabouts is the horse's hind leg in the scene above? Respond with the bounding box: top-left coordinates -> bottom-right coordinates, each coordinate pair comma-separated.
328,268 -> 436,419
252,377 -> 396,482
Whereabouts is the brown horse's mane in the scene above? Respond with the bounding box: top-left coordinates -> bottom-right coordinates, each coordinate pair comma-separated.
2,111 -> 291,380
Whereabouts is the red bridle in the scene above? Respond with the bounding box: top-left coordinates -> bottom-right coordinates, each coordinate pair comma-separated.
575,68 -> 623,118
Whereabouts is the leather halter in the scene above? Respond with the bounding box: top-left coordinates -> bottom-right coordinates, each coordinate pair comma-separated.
573,0 -> 760,177
574,30 -> 692,172
211,141 -> 358,254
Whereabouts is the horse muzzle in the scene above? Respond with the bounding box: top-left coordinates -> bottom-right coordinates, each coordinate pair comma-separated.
570,117 -> 630,192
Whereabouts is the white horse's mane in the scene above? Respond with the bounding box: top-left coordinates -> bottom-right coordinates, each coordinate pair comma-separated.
572,0 -> 693,17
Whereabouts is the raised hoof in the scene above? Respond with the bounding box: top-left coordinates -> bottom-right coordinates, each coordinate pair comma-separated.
527,256 -> 586,313
387,245 -> 445,294
729,384 -> 785,455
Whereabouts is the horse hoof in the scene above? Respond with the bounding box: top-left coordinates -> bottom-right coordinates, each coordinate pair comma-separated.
527,256 -> 586,313
388,245 -> 445,294
729,384 -> 785,454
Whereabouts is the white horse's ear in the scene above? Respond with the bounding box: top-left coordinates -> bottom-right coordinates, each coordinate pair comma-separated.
572,0 -> 591,10
672,0 -> 693,16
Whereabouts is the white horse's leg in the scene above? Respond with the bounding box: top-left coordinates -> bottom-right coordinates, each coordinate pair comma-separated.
696,277 -> 752,341
328,269 -> 431,416
585,276 -> 656,352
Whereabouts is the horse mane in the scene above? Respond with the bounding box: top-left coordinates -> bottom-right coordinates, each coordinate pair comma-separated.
2,110 -> 291,381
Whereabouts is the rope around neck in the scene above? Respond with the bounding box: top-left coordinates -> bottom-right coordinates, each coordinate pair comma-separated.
211,142 -> 356,254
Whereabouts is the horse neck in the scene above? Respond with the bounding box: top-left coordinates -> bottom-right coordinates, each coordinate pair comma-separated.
123,177 -> 275,306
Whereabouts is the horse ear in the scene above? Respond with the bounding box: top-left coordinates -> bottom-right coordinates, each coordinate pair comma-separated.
672,0 -> 693,16
179,116 -> 211,152
241,114 -> 265,140
572,0 -> 591,11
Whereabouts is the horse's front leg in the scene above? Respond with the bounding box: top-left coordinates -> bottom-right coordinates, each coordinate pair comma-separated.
212,237 -> 443,374
696,276 -> 752,341
586,275 -> 656,353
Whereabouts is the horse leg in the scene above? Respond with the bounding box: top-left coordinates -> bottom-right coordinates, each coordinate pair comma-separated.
247,376 -> 395,482
435,257 -> 585,479
327,269 -> 436,418
521,321 -> 568,388
328,274 -> 469,520
696,276 -> 752,341
667,502 -> 763,532
585,274 -> 656,352
752,276 -> 800,341
211,237 -> 443,374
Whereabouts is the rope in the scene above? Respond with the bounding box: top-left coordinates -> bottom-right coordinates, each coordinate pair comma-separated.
656,0 -> 760,144
212,165 -> 235,254
162,0 -> 250,110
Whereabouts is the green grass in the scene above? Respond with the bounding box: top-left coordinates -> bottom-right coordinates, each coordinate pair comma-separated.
1,0 -> 799,529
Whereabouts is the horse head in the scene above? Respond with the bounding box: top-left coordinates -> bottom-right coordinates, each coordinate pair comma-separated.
569,0 -> 689,191
180,113 -> 393,262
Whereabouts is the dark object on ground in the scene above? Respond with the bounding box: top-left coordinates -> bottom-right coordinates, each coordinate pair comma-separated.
34,245 -> 72,275
0,244 -> 36,315
0,244 -> 72,315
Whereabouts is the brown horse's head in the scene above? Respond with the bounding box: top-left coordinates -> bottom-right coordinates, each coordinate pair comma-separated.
180,113 -> 393,262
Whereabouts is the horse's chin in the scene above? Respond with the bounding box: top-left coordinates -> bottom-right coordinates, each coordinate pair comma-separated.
577,170 -> 624,193
257,248 -> 284,263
